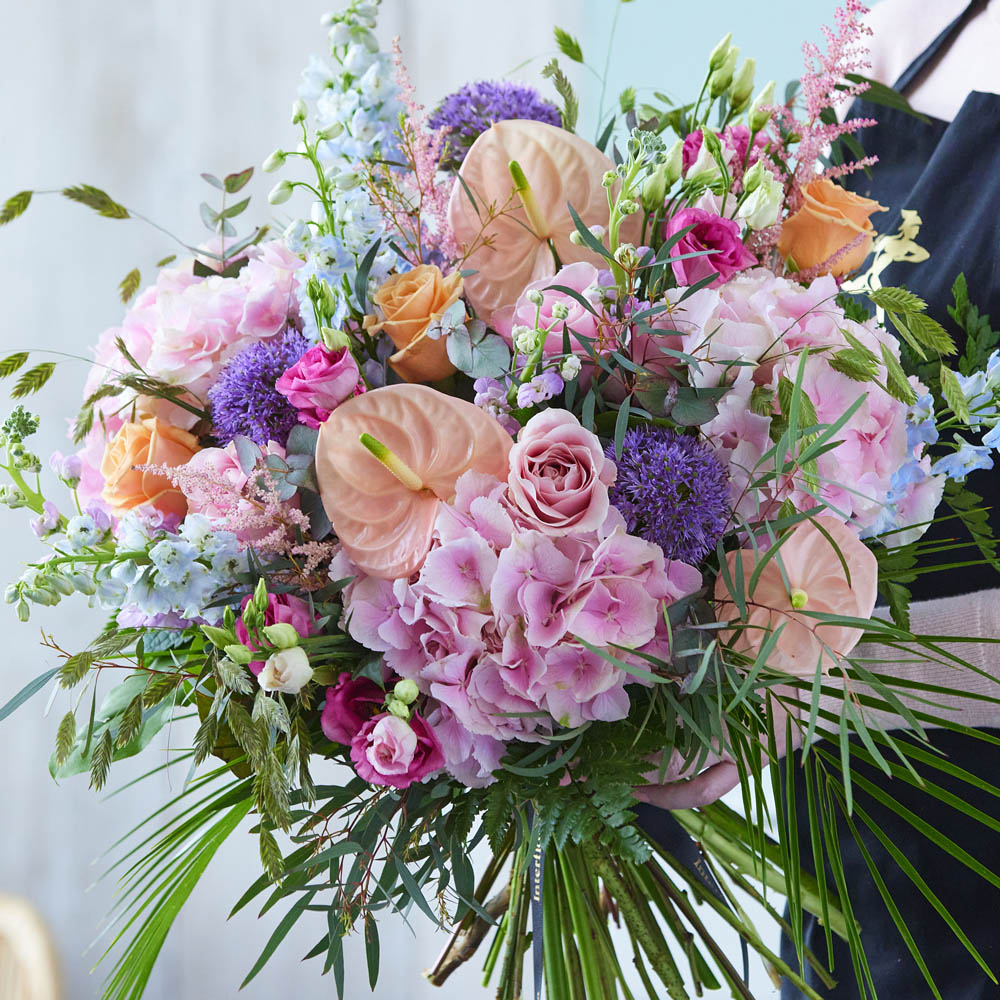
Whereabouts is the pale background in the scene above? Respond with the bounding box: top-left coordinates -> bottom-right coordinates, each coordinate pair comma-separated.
0,1 -> 842,997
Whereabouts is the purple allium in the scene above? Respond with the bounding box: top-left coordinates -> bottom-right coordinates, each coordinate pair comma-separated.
208,328 -> 309,447
606,427 -> 729,564
429,81 -> 562,170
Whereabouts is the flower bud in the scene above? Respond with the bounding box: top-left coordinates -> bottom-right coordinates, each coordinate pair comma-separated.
258,647 -> 313,695
750,81 -> 776,133
268,180 -> 294,205
329,21 -> 350,46
291,98 -> 308,125
16,599 -> 29,622
569,230 -> 584,246
551,302 -> 569,320
614,244 -> 639,270
708,32 -> 732,72
709,46 -> 739,99
729,57 -> 756,112
526,288 -> 545,307
560,355 -> 582,381
263,622 -> 300,649
333,171 -> 361,191
68,572 -> 97,596
618,198 -> 640,216
262,149 -> 286,173
224,644 -> 254,665
4,583 -> 18,604
602,170 -> 618,188
317,121 -> 344,141
386,697 -> 410,719
320,326 -> 351,350
47,573 -> 75,597
393,679 -> 419,705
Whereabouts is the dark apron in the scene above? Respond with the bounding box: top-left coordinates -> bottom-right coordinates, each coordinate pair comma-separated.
781,3 -> 1000,997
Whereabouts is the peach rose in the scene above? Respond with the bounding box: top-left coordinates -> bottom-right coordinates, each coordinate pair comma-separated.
100,417 -> 200,519
778,179 -> 885,277
370,265 -> 463,383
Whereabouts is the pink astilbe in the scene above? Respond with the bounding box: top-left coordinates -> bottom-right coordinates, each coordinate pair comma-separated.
367,39 -> 457,264
774,0 -> 879,201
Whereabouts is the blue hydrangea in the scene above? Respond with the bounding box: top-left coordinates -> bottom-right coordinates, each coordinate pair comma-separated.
931,435 -> 995,482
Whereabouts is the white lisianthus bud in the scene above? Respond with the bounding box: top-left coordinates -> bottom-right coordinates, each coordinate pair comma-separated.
750,81 -> 776,133
551,302 -> 570,320
224,644 -> 253,665
569,230 -> 584,245
394,679 -> 419,705
268,180 -> 294,205
709,46 -> 739,98
263,623 -> 300,649
258,647 -> 313,694
737,164 -> 783,230
526,289 -> 545,307
291,98 -> 308,125
729,57 -> 756,111
708,32 -> 733,72
560,355 -> 582,381
262,149 -> 287,173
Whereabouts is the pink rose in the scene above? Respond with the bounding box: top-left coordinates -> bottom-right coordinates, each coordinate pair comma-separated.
507,409 -> 616,535
275,343 -> 363,429
321,672 -> 386,744
350,712 -> 445,789
235,592 -> 319,675
665,208 -> 756,288
492,262 -> 606,356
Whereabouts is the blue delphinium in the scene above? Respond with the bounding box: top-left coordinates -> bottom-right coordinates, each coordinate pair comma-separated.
208,328 -> 308,447
429,81 -> 562,169
606,426 -> 730,564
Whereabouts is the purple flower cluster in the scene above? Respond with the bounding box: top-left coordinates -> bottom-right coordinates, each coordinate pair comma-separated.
429,81 -> 561,169
607,427 -> 730,564
208,328 -> 309,447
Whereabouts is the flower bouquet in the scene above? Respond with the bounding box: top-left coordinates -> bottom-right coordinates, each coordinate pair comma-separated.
4,1 -> 1000,998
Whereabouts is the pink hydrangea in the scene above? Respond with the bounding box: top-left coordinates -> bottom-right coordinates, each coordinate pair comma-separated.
665,268 -> 914,531
332,458 -> 703,786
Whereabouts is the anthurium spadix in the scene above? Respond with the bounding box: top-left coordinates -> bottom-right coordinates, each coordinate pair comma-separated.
315,384 -> 513,580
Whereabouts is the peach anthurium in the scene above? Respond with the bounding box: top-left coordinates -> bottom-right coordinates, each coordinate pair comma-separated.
714,517 -> 878,676
448,120 -> 641,319
315,384 -> 513,580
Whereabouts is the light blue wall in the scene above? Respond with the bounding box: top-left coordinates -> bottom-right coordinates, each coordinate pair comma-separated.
569,0 -> 866,140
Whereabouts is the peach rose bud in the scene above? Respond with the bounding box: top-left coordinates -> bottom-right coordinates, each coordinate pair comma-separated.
100,416 -> 200,519
778,178 -> 886,278
369,264 -> 463,383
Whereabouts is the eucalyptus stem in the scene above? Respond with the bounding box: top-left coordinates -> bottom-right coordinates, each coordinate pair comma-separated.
585,845 -> 689,1000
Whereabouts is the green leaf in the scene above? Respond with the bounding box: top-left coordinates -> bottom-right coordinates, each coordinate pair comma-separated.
843,74 -> 930,123
199,201 -> 218,231
541,58 -> 579,133
115,694 -> 144,749
259,827 -> 284,883
354,238 -> 382,309
201,172 -> 224,190
62,184 -> 129,219
0,190 -> 32,226
218,195 -> 251,220
156,254 -> 177,268
11,362 -> 55,398
365,917 -> 380,990
829,348 -> 879,382
90,728 -> 114,790
223,167 -> 254,193
55,710 -> 76,765
939,363 -> 971,423
870,286 -> 926,315
880,342 -> 918,404
553,26 -> 583,62
59,650 -> 94,688
0,352 -> 29,379
619,86 -> 636,114
909,311 -> 956,356
0,667 -> 59,722
119,267 -> 141,305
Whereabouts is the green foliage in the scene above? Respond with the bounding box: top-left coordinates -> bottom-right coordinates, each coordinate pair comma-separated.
943,480 -> 1000,572
619,85 -> 637,114
872,285 -> 956,359
62,184 -> 129,219
155,254 -> 177,268
55,710 -> 76,765
118,267 -> 141,304
59,650 -> 94,688
0,352 -> 29,379
939,363 -> 971,423
90,729 -> 114,790
553,26 -> 583,62
950,273 -> 999,377
541,58 -> 579,133
880,342 -> 918,405
0,190 -> 32,226
11,362 -> 55,398
259,827 -> 284,883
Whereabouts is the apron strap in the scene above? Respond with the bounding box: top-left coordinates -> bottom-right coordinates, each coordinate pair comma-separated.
893,0 -> 987,93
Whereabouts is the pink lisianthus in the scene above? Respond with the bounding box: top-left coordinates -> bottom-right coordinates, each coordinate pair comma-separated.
507,409 -> 616,536
235,592 -> 319,675
321,672 -> 386,744
491,262 -> 607,355
275,343 -> 364,429
665,208 -> 756,288
350,711 -> 445,789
